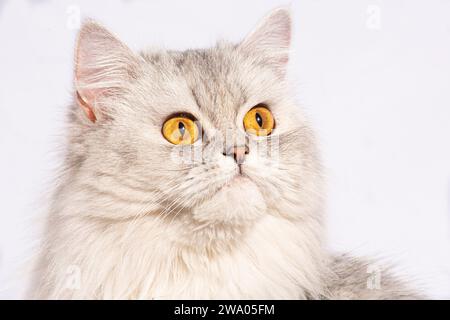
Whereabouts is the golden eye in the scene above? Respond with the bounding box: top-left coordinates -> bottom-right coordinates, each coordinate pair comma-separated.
243,105 -> 275,136
162,115 -> 199,145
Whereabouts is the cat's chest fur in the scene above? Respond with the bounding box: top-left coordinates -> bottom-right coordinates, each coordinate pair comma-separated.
46,213 -> 324,299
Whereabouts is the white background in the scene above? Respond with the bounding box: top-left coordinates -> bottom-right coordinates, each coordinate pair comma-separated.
0,0 -> 449,299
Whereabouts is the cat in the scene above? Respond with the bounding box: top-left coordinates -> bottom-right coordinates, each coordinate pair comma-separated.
30,7 -> 421,299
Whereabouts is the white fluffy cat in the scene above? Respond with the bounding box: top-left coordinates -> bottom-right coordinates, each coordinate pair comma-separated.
30,8 -> 420,299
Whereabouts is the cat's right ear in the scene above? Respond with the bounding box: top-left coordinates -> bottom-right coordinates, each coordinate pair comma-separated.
74,21 -> 140,123
239,7 -> 292,77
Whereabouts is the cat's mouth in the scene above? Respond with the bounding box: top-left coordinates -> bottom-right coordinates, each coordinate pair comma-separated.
206,179 -> 252,206
191,163 -> 259,206
216,170 -> 254,194
226,174 -> 249,186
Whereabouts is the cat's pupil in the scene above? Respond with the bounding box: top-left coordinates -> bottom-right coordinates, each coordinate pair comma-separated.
255,113 -> 263,127
178,122 -> 186,137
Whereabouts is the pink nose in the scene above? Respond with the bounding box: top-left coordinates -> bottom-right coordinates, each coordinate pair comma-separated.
224,145 -> 249,164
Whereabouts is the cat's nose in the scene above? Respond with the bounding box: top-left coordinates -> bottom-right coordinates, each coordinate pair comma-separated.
223,145 -> 249,164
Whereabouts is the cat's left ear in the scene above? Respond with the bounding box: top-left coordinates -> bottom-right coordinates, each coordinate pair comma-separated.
239,7 -> 292,77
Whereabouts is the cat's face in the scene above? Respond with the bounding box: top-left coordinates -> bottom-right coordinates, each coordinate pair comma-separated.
70,9 -> 323,224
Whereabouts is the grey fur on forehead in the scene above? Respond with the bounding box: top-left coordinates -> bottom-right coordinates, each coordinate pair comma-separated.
139,43 -> 252,124
140,43 -> 237,77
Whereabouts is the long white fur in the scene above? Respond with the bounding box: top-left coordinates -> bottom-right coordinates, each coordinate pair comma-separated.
30,8 -> 420,300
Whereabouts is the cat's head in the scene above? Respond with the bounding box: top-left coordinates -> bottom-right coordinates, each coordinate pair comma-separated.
68,8 -> 323,225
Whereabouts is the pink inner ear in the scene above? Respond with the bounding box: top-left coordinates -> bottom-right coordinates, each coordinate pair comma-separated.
76,90 -> 97,123
75,40 -> 98,123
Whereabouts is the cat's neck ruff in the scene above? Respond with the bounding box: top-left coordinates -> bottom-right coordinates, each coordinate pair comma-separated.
40,204 -> 327,299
